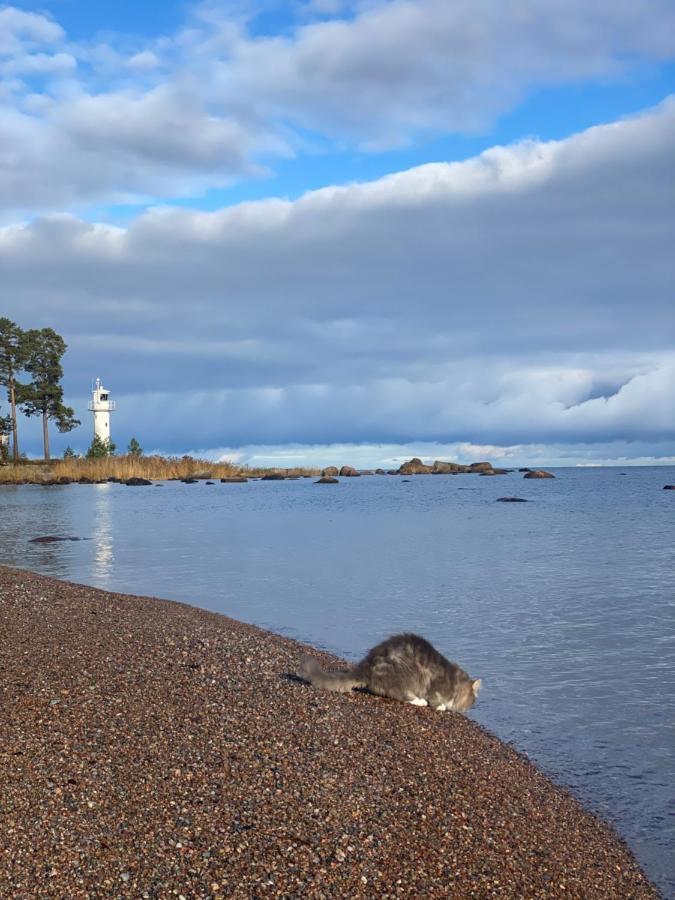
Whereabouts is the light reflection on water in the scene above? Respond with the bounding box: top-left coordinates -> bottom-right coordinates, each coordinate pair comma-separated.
1,468 -> 674,896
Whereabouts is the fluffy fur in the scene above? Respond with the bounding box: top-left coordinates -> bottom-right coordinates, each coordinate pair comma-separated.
298,633 -> 481,712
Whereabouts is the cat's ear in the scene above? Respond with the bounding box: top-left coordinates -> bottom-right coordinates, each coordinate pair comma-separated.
472,678 -> 482,696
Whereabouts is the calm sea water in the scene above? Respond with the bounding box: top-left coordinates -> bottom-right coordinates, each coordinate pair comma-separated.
1,468 -> 674,896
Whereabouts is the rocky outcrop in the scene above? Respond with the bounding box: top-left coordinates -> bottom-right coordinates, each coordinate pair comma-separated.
432,461 -> 467,474
524,470 -> 555,479
315,476 -> 339,484
124,477 -> 152,486
398,458 -> 433,475
321,467 -> 339,477
468,462 -> 493,473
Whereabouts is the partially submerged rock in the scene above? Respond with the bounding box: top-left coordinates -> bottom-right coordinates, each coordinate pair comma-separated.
496,497 -> 529,502
524,470 -> 555,479
261,473 -> 285,481
315,476 -> 339,484
220,476 -> 248,483
339,465 -> 358,477
29,536 -> 85,543
124,477 -> 152,486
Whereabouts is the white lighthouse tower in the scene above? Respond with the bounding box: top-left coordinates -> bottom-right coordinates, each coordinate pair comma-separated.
88,377 -> 116,442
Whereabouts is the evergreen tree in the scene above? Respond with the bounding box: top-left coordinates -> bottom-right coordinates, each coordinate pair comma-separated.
127,437 -> 143,457
0,412 -> 11,460
63,446 -> 77,459
0,318 -> 27,462
19,328 -> 80,461
86,435 -> 116,458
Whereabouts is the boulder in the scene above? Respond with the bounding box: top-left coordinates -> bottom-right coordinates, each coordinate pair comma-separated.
398,457 -> 433,475
432,460 -> 467,474
322,466 -> 339,477
220,476 -> 248,483
124,477 -> 152,486
523,470 -> 555,479
375,469 -> 386,475
361,470 -> 375,476
181,477 -> 198,484
315,476 -> 339,484
468,462 -> 493,473
496,497 -> 529,502
339,465 -> 358,477
663,485 -> 675,490
261,473 -> 285,480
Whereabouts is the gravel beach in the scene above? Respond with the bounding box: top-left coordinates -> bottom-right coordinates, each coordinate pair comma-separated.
0,565 -> 659,899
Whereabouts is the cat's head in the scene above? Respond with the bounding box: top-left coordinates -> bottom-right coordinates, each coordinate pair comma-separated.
455,676 -> 482,711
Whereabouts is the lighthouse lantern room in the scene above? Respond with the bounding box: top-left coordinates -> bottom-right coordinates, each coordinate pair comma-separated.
88,378 -> 116,442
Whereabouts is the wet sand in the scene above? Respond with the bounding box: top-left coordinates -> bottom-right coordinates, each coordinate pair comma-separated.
0,565 -> 659,898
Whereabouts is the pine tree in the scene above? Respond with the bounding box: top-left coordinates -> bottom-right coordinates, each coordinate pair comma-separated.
0,318 -> 27,462
86,435 -> 116,458
19,328 -> 80,461
127,437 -> 143,457
63,446 -> 77,459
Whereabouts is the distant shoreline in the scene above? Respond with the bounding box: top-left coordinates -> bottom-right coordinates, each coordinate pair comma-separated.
0,455 -> 549,485
0,564 -> 659,898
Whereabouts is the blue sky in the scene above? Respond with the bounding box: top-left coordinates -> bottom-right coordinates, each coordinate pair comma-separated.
2,0 -> 674,465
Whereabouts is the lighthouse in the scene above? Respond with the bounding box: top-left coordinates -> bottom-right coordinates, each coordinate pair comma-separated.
88,378 -> 116,442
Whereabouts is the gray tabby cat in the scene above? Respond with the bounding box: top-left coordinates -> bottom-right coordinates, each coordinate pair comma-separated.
298,633 -> 481,712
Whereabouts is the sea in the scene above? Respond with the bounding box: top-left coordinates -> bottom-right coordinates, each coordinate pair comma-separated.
1,467 -> 673,896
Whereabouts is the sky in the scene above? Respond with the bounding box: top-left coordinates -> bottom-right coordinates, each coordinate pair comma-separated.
1,0 -> 674,467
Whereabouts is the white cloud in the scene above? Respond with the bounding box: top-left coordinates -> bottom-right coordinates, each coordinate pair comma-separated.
1,0 -> 675,213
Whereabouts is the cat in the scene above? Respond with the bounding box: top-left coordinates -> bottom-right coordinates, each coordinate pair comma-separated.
298,633 -> 481,712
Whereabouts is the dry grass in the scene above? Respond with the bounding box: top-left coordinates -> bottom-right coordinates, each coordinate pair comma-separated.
0,455 -> 320,483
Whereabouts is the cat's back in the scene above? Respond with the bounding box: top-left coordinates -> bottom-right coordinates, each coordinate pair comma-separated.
362,633 -> 451,670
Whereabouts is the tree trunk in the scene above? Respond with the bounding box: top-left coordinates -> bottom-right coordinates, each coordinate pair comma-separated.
42,409 -> 50,462
9,378 -> 18,462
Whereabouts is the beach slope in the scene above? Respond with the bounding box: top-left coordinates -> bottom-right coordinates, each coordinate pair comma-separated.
0,566 -> 658,898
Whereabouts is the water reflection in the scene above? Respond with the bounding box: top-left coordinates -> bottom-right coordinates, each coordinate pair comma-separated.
91,483 -> 114,586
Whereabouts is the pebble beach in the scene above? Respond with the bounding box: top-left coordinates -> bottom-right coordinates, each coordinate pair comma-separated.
0,565 -> 659,899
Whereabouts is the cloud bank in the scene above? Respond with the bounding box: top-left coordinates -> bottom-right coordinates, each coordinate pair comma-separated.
2,100 -> 674,460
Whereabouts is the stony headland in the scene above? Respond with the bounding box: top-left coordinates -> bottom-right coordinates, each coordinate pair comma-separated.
0,566 -> 657,898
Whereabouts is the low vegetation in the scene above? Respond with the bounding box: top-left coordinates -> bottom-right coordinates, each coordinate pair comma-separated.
0,454 -> 320,483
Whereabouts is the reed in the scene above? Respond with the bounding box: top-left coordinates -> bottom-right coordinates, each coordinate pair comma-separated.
0,455 -> 320,483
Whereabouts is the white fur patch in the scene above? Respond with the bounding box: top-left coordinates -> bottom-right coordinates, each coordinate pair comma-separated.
408,697 -> 428,706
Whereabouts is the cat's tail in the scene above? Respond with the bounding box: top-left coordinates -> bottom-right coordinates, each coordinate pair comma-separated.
298,656 -> 366,693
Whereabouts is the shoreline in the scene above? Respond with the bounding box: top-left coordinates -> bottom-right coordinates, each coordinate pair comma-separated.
0,565 -> 659,898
